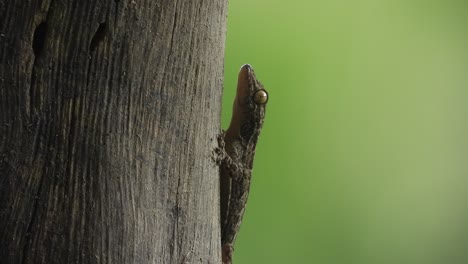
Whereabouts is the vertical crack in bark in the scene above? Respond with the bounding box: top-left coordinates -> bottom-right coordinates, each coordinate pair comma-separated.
29,71 -> 37,118
156,2 -> 184,255
21,144 -> 48,264
113,0 -> 119,24
170,166 -> 183,262
167,2 -> 180,261
168,8 -> 178,54
32,22 -> 47,56
159,0 -> 179,110
29,21 -> 47,117
22,3 -> 54,262
89,22 -> 108,53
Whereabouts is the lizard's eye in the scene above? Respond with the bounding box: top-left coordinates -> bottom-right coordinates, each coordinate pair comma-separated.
253,90 -> 268,105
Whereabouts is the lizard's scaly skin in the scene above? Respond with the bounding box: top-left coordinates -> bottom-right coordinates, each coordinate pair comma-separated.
219,64 -> 268,264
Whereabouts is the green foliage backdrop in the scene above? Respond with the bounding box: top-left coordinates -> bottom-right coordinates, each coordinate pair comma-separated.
222,0 -> 468,263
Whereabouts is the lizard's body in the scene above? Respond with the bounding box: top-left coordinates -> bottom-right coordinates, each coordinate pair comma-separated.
218,64 -> 268,264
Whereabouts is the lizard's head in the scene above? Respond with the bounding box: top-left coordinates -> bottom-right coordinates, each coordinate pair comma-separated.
227,64 -> 268,143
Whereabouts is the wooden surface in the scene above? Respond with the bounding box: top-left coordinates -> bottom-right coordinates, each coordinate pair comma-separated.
0,0 -> 227,263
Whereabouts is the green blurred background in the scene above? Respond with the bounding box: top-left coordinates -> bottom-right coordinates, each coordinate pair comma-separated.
222,0 -> 468,263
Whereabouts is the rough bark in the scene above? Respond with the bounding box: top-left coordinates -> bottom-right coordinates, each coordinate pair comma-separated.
0,0 -> 227,263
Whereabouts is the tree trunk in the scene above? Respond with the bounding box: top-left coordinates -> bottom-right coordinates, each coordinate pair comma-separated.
0,0 -> 227,263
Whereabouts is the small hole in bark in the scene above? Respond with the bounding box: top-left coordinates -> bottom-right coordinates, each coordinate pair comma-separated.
89,22 -> 108,52
114,0 -> 120,3
32,22 -> 47,56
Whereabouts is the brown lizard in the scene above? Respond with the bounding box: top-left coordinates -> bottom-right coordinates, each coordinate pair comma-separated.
217,64 -> 268,264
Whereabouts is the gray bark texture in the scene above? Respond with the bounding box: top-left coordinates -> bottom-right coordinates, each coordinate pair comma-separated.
0,0 -> 227,263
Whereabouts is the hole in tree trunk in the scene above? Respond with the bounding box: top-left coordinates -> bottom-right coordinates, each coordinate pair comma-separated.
89,22 -> 108,52
32,22 -> 47,56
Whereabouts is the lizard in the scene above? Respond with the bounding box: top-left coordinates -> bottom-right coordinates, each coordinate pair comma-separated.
217,64 -> 268,264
